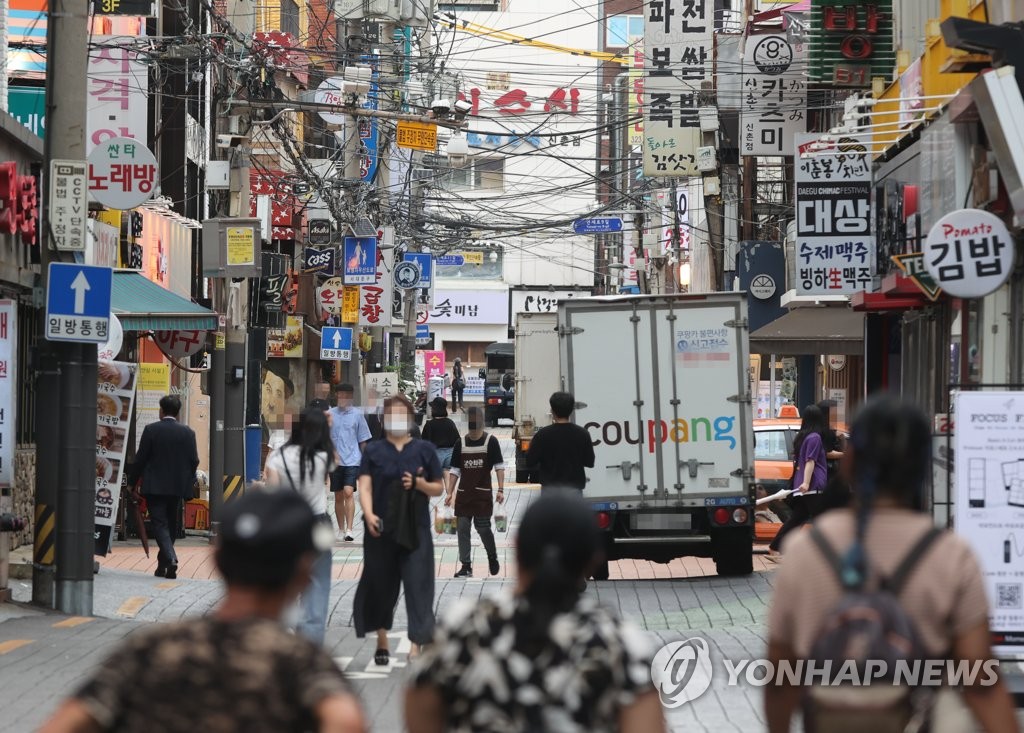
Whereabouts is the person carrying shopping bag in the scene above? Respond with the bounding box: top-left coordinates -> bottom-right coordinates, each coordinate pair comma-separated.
353,395 -> 445,665
263,406 -> 336,645
446,406 -> 504,578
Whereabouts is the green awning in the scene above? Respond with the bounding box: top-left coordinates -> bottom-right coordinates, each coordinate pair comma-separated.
111,271 -> 218,332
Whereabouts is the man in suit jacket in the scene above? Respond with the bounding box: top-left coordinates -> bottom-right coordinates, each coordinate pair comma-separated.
129,395 -> 200,579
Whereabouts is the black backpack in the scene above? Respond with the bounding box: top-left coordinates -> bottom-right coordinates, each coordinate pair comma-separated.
802,525 -> 944,733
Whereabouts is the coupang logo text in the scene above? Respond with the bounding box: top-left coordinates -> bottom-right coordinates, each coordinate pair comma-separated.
584,417 -> 737,453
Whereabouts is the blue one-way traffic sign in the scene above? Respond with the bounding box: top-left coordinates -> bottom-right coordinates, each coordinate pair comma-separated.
45,263 -> 112,344
573,217 -> 623,235
320,326 -> 353,361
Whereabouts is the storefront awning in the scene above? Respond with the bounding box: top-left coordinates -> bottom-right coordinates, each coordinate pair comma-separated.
111,271 -> 218,332
749,307 -> 864,356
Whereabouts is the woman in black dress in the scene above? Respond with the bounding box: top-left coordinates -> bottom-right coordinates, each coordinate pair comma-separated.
354,395 -> 444,664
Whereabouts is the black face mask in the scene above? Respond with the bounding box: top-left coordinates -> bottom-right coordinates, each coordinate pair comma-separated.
468,420 -> 481,431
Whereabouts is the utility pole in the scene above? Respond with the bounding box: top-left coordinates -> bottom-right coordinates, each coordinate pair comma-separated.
398,21 -> 431,388
340,20 -> 364,395
35,0 -> 95,615
669,179 -> 682,293
740,0 -> 756,249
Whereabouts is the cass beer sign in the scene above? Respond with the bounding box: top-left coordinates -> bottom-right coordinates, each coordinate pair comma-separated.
303,246 -> 336,275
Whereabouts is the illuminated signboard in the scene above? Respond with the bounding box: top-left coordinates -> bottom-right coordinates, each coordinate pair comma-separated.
809,1 -> 895,88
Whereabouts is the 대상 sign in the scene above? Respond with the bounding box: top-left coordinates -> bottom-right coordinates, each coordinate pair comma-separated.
794,133 -> 874,295
642,0 -> 712,177
87,137 -> 157,210
741,35 -> 807,157
922,209 -> 1014,299
94,360 -> 138,555
954,390 -> 1024,657
0,301 -> 16,488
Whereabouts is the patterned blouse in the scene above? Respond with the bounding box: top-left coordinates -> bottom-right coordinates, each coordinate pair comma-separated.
411,592 -> 655,732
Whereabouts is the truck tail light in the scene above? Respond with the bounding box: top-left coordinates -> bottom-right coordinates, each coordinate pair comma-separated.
487,398 -> 501,405
596,511 -> 611,530
732,508 -> 749,524
713,508 -> 730,525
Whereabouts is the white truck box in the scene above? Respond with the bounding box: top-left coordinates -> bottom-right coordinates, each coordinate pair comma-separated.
513,312 -> 560,482
558,292 -> 755,576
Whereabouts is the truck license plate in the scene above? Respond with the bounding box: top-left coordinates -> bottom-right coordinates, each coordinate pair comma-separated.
632,513 -> 691,531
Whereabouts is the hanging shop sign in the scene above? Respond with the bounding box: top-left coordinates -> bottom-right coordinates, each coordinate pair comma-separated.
87,40 -> 149,154
303,246 -> 336,275
808,1 -> 896,88
891,253 -> 942,301
153,330 -> 207,360
341,286 -> 360,323
358,229 -> 394,328
794,133 -> 875,295
92,0 -> 157,15
922,208 -> 1015,299
317,277 -> 345,315
741,35 -> 808,157
87,137 -> 157,209
642,0 -> 712,177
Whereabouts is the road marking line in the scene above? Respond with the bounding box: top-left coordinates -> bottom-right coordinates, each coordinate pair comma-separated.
155,582 -> 180,590
0,639 -> 34,654
53,616 -> 94,628
115,596 -> 150,618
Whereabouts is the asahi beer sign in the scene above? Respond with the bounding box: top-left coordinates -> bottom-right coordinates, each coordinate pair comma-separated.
794,133 -> 874,295
642,0 -> 712,177
741,35 -> 807,156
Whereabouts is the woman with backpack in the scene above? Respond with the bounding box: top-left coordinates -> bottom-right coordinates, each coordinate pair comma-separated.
768,404 -> 829,558
263,406 -> 336,644
765,396 -> 1017,733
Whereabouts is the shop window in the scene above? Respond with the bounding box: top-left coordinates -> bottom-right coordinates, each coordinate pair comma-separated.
439,157 -> 505,193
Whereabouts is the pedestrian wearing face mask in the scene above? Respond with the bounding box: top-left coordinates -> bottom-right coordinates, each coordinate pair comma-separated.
354,395 -> 445,665
446,406 -> 504,578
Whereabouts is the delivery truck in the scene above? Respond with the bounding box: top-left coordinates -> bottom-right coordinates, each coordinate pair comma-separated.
558,292 -> 755,577
512,312 -> 560,483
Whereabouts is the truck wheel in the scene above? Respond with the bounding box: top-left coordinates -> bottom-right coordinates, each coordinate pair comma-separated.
713,530 -> 753,576
591,560 -> 610,581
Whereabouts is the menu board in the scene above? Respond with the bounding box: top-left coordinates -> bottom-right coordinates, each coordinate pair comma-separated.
94,360 -> 138,555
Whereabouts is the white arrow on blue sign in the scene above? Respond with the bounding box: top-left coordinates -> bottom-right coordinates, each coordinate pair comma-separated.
573,217 -> 623,235
45,262 -> 113,344
320,326 -> 354,361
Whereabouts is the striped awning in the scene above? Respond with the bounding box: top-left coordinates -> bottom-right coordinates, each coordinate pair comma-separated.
111,271 -> 218,332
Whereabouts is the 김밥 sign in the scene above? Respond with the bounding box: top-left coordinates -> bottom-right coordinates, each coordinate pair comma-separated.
794,133 -> 874,295
954,391 -> 1024,657
643,0 -> 712,177
741,35 -> 807,157
94,360 -> 138,555
922,209 -> 1015,299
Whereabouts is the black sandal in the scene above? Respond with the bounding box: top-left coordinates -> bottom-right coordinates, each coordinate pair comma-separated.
374,648 -> 390,666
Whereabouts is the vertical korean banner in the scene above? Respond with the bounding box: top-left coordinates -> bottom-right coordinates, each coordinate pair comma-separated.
87,37 -> 149,154
95,361 -> 139,555
794,133 -> 874,295
359,227 -> 394,327
0,302 -> 16,488
135,362 -> 170,450
741,35 -> 807,156
954,391 -> 1024,657
643,0 -> 712,177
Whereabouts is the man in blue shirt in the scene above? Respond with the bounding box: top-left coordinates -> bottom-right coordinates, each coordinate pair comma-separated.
329,384 -> 371,542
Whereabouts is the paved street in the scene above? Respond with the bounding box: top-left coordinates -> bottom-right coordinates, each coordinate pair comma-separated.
0,424 -> 1005,731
